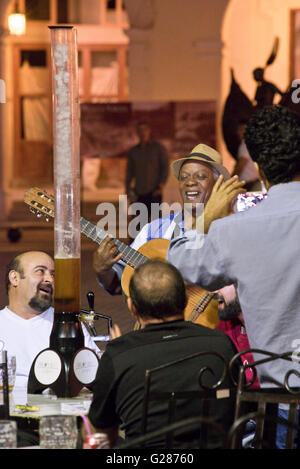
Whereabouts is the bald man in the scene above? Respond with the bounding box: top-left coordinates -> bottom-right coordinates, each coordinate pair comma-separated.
0,250 -> 100,389
84,259 -> 239,449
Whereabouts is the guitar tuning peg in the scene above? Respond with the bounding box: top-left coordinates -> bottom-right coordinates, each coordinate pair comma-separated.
36,212 -> 42,218
30,207 -> 36,214
45,216 -> 49,222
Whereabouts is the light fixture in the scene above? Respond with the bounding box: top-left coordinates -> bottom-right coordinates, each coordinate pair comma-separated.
8,1 -> 26,36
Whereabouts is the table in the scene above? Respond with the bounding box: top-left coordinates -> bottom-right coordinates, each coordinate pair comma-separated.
5,387 -> 93,442
10,388 -> 92,419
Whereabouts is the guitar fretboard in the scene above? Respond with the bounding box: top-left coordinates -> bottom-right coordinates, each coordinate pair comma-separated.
80,217 -> 148,269
187,291 -> 215,322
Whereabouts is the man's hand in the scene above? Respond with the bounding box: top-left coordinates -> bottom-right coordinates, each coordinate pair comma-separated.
93,236 -> 123,274
92,237 -> 123,294
110,324 -> 122,339
202,175 -> 246,233
81,418 -> 118,449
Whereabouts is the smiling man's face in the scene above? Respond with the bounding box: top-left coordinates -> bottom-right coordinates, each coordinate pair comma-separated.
14,252 -> 54,313
178,160 -> 216,209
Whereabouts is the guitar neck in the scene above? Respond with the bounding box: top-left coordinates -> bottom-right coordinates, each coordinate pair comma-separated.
80,217 -> 148,268
187,292 -> 215,322
194,292 -> 215,311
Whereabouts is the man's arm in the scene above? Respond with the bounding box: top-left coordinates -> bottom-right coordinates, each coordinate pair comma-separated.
84,351 -> 120,448
167,223 -> 232,290
81,418 -> 119,448
81,324 -> 122,448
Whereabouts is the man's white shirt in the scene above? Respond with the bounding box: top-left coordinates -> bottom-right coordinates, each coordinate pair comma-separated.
0,306 -> 101,389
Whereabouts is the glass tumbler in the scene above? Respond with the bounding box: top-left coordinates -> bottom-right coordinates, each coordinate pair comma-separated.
39,415 -> 78,449
0,420 -> 17,448
0,355 -> 16,393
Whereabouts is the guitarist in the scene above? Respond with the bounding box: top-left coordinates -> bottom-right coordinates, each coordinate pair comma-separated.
93,143 -> 245,321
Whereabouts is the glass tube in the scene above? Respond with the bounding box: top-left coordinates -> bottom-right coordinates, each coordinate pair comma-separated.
49,26 -> 80,313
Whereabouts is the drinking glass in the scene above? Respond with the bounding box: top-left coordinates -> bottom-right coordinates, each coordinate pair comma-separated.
39,415 -> 78,449
0,356 -> 16,393
0,420 -> 17,448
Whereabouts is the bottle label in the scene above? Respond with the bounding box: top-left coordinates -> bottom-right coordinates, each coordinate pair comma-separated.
73,349 -> 99,384
34,350 -> 62,385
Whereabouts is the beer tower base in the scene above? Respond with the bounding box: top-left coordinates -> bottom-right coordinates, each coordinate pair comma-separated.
27,346 -> 99,398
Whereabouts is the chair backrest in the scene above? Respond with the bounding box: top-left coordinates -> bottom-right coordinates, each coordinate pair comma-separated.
228,349 -> 300,449
117,416 -> 228,449
140,350 -> 237,449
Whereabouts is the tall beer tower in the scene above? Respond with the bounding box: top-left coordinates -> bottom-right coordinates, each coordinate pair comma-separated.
28,26 -> 99,397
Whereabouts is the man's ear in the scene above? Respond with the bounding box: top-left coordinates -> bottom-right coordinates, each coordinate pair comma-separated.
254,162 -> 270,190
8,270 -> 19,288
127,297 -> 138,318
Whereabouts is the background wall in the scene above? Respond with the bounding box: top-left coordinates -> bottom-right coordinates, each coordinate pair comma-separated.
126,0 -> 229,101
219,0 -> 300,170
125,0 -> 300,171
0,0 -> 300,214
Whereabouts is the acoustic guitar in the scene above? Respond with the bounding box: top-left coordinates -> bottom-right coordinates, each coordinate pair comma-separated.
24,187 -> 219,329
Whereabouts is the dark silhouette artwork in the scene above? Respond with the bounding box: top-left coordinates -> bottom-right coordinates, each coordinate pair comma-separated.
222,37 -> 299,161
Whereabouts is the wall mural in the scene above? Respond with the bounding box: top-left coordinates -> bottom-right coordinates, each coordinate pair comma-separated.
221,35 -> 300,191
80,100 -> 216,194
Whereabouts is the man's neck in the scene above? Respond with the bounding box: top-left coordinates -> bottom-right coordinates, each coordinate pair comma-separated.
139,314 -> 183,328
7,300 -> 44,320
264,173 -> 300,190
140,139 -> 150,146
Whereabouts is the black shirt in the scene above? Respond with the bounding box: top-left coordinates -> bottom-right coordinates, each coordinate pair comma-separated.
88,320 -> 239,448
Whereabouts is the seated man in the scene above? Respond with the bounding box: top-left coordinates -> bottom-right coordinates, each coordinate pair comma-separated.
0,250 -> 101,390
83,259 -> 240,449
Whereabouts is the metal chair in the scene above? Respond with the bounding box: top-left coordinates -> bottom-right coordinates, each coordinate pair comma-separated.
136,351 -> 237,449
117,416 -> 228,449
228,349 -> 300,449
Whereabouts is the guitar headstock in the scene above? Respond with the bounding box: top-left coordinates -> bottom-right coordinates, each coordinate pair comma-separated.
24,187 -> 55,222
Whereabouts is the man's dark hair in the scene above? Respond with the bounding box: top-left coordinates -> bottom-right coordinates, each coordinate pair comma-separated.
129,259 -> 187,320
5,254 -> 24,295
244,105 -> 300,184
